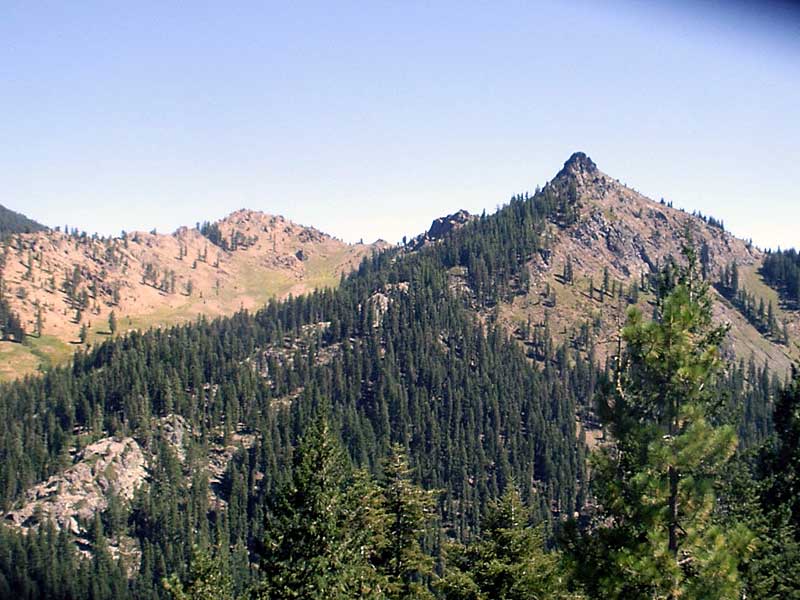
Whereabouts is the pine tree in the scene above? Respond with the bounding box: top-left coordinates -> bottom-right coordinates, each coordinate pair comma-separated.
768,300 -> 776,334
764,365 -> 800,536
163,546 -> 233,600
35,301 -> 42,337
109,310 -> 117,335
628,281 -> 640,305
583,247 -> 752,599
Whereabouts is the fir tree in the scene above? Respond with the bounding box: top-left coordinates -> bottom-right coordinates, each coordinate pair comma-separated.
163,546 -> 233,600
35,300 -> 42,337
439,486 -> 577,600
376,444 -> 437,600
255,415 -> 384,600
763,365 -> 800,536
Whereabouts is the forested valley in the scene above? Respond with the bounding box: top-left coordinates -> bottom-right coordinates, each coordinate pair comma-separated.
1,177 -> 799,599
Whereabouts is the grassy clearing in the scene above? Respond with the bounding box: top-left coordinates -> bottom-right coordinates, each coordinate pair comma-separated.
304,249 -> 352,289
0,334 -> 74,381
730,261 -> 798,367
232,263 -> 296,303
0,341 -> 40,380
741,263 -> 784,313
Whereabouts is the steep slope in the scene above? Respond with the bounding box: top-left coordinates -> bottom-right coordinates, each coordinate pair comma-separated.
0,210 -> 386,379
0,203 -> 46,238
0,153 -> 787,596
0,184 -> 589,577
487,152 -> 797,374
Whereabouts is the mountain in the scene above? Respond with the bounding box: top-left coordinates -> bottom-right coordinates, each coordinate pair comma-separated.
0,209 -> 386,379
484,152 -> 797,373
0,204 -> 46,238
0,154 -> 794,598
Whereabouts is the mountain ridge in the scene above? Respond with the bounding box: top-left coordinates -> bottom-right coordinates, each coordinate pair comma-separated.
0,152 -> 792,597
0,209 -> 387,379
473,152 -> 797,374
2,156 -> 797,379
0,203 -> 47,238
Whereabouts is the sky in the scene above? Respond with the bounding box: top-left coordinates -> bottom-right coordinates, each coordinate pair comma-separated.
1,1 -> 798,249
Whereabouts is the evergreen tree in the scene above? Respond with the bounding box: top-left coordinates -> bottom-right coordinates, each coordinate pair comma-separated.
563,257 -> 574,284
35,301 -> 42,337
763,365 -> 800,536
579,247 -> 752,599
768,300 -> 776,333
438,487 -> 577,600
255,415 -> 384,600
375,444 -> 437,600
163,546 -> 233,600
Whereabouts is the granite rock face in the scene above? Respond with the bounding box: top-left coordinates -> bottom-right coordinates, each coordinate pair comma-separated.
4,437 -> 147,535
410,209 -> 475,250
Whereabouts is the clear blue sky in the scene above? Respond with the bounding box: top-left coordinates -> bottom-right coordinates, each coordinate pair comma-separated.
2,1 -> 798,249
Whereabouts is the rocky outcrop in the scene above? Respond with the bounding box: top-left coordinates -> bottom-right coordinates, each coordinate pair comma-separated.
555,151 -> 598,178
159,414 -> 192,462
4,437 -> 147,534
410,209 -> 474,250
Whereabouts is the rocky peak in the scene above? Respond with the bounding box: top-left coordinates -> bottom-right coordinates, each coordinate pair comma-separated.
428,209 -> 473,239
554,152 -> 599,180
409,209 -> 474,250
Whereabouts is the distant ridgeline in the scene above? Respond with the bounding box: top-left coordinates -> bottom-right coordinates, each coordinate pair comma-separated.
0,204 -> 44,341
0,184 -> 783,598
0,204 -> 46,239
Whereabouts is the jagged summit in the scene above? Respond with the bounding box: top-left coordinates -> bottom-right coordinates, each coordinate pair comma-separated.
491,151 -> 796,373
409,209 -> 475,250
554,152 -> 599,180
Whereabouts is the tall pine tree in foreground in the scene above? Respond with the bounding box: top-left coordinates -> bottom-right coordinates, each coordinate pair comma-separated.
574,247 -> 752,599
